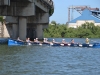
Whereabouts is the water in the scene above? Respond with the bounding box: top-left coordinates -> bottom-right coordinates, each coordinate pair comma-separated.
0,38 -> 100,75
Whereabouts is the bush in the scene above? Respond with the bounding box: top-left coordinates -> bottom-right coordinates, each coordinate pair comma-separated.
44,22 -> 100,38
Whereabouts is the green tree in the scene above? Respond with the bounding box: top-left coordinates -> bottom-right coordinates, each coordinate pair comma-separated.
51,20 -> 57,26
44,22 -> 100,38
0,16 -> 3,22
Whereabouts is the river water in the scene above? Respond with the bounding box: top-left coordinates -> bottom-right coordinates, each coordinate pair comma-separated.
0,38 -> 100,75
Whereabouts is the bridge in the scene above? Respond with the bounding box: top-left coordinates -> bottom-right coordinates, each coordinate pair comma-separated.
0,0 -> 54,40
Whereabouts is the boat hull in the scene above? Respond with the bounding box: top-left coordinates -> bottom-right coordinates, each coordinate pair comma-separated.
8,39 -> 24,46
8,39 -> 100,48
81,43 -> 93,47
92,43 -> 100,48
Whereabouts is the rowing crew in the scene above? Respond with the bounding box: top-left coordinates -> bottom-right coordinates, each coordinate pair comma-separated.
17,37 -> 90,46
26,38 -> 78,46
18,37 -> 40,43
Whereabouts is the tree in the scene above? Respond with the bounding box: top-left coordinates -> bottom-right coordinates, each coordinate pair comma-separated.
0,16 -> 3,22
51,20 -> 56,26
44,22 -> 100,38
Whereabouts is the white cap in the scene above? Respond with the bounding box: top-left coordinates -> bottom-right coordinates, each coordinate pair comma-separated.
86,38 -> 88,39
36,38 -> 38,39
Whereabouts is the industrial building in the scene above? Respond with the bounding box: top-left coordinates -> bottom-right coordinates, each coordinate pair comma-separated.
67,6 -> 100,28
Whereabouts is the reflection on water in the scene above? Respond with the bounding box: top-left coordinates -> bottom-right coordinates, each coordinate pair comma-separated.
0,38 -> 100,75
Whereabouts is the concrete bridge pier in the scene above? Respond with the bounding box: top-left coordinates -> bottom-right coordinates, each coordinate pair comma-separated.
0,0 -> 54,40
19,17 -> 27,40
36,25 -> 43,39
12,24 -> 18,39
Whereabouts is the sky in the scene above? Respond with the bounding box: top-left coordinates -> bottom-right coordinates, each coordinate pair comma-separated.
50,0 -> 100,24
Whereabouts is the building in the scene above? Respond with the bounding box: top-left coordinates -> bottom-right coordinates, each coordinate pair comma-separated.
68,8 -> 100,28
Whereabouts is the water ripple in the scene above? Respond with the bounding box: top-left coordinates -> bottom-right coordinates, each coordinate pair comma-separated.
0,44 -> 100,75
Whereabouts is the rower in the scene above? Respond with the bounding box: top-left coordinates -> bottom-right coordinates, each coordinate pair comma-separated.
17,37 -> 23,41
34,39 -> 36,42
62,39 -> 67,44
34,38 -> 42,45
43,38 -> 46,42
26,38 -> 31,42
35,38 -> 40,43
52,39 -> 55,43
85,38 -> 90,44
26,38 -> 32,45
45,38 -> 48,42
43,38 -> 49,43
52,39 -> 60,44
17,37 -> 20,40
71,39 -> 74,44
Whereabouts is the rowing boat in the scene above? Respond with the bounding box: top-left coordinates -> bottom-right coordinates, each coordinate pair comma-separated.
92,43 -> 100,48
8,39 -> 100,48
8,39 -> 24,46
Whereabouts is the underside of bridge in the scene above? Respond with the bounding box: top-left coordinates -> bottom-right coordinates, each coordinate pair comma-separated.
0,0 -> 54,40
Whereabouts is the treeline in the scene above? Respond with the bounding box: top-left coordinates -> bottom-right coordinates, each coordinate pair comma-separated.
44,22 -> 100,38
0,16 -> 3,22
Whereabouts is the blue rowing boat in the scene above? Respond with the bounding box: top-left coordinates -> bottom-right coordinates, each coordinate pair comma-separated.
8,39 -> 24,46
8,39 -> 100,48
93,43 -> 100,48
8,39 -> 41,46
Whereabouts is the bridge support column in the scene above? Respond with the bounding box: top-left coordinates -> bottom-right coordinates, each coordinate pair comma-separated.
19,17 -> 27,40
12,24 -> 18,39
36,25 -> 43,39
3,23 -> 10,38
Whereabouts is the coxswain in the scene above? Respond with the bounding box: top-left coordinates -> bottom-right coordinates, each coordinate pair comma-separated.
85,38 -> 90,44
